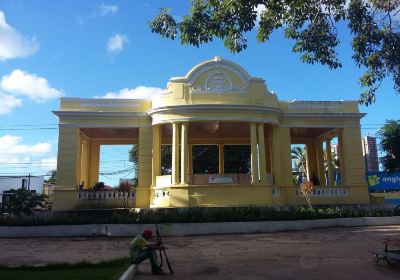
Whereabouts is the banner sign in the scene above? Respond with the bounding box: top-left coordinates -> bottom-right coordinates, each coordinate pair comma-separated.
367,172 -> 400,191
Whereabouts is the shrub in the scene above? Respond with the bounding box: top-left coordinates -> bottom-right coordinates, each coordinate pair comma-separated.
1,188 -> 46,216
0,206 -> 399,226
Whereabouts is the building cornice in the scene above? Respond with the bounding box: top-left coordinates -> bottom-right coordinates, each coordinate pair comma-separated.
152,116 -> 280,125
60,97 -> 150,102
283,112 -> 366,119
59,123 -> 152,128
148,104 -> 283,116
52,111 -> 149,118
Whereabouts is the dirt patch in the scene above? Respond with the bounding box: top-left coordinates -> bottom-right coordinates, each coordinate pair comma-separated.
135,226 -> 400,280
1,226 -> 399,279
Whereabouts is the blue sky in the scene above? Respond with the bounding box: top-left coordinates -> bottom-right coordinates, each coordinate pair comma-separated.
0,0 -> 399,187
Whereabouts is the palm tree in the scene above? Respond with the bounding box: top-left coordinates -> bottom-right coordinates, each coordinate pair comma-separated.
291,146 -> 307,185
291,146 -> 307,174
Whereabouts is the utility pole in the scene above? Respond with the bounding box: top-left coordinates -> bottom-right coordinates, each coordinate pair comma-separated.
28,173 -> 31,191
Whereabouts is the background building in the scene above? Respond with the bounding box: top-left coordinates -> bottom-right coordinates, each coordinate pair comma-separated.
0,175 -> 44,204
362,136 -> 379,172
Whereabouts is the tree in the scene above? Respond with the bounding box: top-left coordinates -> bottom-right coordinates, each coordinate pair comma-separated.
299,180 -> 314,208
291,146 -> 307,185
149,0 -> 400,105
46,169 -> 57,183
117,181 -> 132,209
129,145 -> 139,180
129,144 -> 173,176
377,119 -> 400,172
3,188 -> 46,216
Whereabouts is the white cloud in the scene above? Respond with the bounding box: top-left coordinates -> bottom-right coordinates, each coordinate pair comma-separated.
0,69 -> 63,102
98,86 -> 163,100
0,135 -> 56,175
0,10 -> 38,61
35,157 -> 57,170
0,135 -> 54,168
107,33 -> 128,54
99,3 -> 119,16
0,92 -> 22,114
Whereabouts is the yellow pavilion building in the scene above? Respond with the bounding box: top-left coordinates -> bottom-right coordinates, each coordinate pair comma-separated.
53,57 -> 370,210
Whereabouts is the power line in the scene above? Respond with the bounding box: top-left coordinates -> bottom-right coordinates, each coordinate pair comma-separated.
1,159 -> 131,165
0,128 -> 58,131
0,123 -> 58,127
99,167 -> 134,176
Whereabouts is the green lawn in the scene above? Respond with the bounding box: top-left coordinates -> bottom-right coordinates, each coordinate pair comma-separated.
0,258 -> 130,280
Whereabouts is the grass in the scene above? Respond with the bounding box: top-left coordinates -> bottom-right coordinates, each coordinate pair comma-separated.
0,258 -> 130,280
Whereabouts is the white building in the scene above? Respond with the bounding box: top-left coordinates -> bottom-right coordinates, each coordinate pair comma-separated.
0,176 -> 44,203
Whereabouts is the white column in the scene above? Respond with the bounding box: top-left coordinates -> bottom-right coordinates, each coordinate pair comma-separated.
250,122 -> 259,184
257,124 -> 267,184
151,125 -> 161,187
172,123 -> 180,185
180,123 -> 189,185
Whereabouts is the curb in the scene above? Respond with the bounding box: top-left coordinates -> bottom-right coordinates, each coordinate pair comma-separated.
0,216 -> 399,238
119,264 -> 137,280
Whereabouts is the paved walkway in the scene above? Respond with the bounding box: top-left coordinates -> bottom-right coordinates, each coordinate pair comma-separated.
1,226 -> 400,279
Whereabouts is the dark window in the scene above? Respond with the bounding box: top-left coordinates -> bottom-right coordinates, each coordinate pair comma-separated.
161,145 -> 172,175
224,145 -> 251,174
192,145 -> 219,174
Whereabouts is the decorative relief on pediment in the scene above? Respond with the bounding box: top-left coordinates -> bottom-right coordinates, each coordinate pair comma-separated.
191,70 -> 247,94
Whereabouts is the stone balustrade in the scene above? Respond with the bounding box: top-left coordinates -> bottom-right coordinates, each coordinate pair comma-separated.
296,187 -> 348,197
77,189 -> 135,200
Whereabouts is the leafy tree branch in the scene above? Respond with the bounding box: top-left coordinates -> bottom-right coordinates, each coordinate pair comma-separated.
149,0 -> 400,106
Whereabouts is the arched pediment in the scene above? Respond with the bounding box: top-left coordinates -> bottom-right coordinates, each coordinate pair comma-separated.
182,57 -> 251,94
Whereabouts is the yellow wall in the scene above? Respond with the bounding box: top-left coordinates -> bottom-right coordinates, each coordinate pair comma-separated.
340,127 -> 367,187
271,126 -> 292,186
56,126 -> 80,188
136,127 -> 153,208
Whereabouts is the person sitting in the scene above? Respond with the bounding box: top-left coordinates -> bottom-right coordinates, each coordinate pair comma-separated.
129,229 -> 165,275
